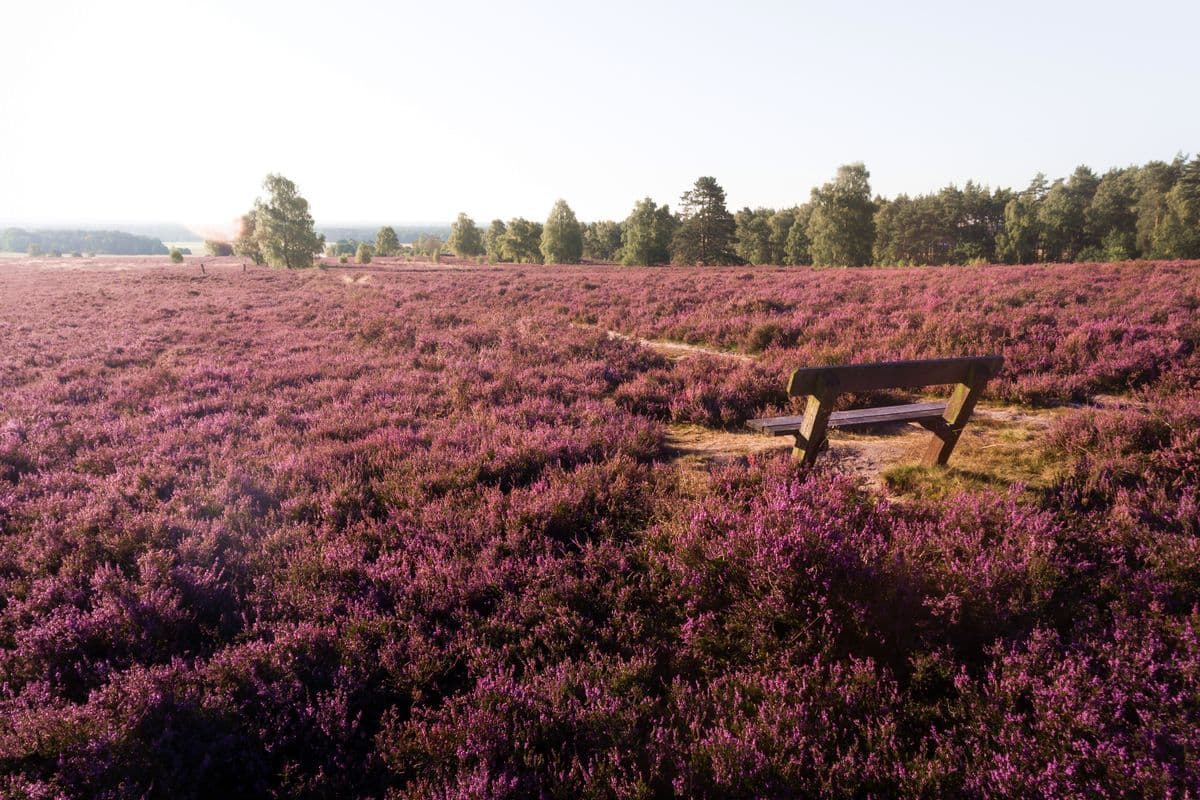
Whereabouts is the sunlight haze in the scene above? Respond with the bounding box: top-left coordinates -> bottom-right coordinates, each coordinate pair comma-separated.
2,0 -> 1197,229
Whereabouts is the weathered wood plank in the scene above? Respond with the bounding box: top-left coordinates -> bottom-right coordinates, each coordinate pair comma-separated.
786,356 -> 1003,396
747,402 -> 947,434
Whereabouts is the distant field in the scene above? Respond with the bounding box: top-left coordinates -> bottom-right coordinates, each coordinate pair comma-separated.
1,256 -> 1198,796
162,240 -> 206,254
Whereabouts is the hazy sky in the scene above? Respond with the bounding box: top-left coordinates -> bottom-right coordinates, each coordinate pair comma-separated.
2,0 -> 1198,232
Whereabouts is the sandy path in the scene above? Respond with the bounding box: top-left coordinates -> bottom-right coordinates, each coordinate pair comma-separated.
603,329 -> 756,362
666,402 -> 1066,490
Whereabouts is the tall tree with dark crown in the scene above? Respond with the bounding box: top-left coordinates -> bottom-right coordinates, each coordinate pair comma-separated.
671,176 -> 737,265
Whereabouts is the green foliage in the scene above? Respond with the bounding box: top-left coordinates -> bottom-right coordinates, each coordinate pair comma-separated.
620,198 -> 676,266
767,208 -> 796,264
328,239 -> 360,256
503,218 -> 543,264
484,219 -> 507,263
1151,160 -> 1200,258
2,228 -> 167,256
250,173 -> 324,269
205,240 -> 234,257
996,185 -> 1042,264
1085,168 -> 1138,255
540,200 -> 583,264
671,177 -> 737,265
1036,166 -> 1099,262
448,213 -> 484,258
375,226 -> 400,257
233,212 -> 265,265
581,220 -> 622,261
1134,158 -> 1185,255
731,206 -> 799,265
807,163 -> 875,267
355,243 -> 373,264
169,247 -> 184,263
413,234 -> 444,258
734,207 -> 774,265
784,204 -> 814,265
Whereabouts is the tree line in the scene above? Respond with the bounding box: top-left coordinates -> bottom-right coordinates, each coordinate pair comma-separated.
435,154 -> 1200,267
2,228 -> 169,256
229,155 -> 1200,269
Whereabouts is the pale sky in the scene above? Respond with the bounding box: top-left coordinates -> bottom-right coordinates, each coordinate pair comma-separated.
2,0 -> 1197,233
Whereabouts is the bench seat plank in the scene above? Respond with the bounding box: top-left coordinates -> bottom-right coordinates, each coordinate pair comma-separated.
747,401 -> 947,436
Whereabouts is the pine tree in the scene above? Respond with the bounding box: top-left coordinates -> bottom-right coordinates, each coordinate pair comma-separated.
671,177 -> 737,265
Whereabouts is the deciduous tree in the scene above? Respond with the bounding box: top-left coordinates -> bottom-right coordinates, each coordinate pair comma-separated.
375,226 -> 400,257
448,213 -> 484,258
620,198 -> 676,265
484,220 -> 507,263
784,203 -> 814,265
734,207 -> 774,265
233,212 -> 264,265
540,200 -> 583,264
582,220 -> 622,261
807,163 -> 875,267
1151,156 -> 1200,258
503,218 -> 543,264
250,174 -> 323,269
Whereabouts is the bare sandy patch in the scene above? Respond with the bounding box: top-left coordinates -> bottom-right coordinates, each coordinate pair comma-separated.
666,402 -> 1066,492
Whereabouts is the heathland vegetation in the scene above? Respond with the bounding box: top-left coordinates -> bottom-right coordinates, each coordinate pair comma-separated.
1,257 -> 1197,796
3,156 -> 1198,798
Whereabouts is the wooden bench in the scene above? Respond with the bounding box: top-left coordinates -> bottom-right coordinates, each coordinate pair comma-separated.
747,356 -> 1004,467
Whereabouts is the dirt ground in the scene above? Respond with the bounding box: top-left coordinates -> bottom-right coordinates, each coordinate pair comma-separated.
630,332 -> 1070,494
666,401 -> 1064,491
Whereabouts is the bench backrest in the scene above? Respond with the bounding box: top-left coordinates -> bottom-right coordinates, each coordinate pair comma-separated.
786,355 -> 1004,397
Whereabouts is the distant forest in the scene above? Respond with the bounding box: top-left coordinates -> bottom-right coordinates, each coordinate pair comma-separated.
354,153 -> 1200,267
561,153 -> 1200,267
1,229 -> 169,256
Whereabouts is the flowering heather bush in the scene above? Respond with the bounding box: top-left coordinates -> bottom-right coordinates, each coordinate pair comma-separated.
0,258 -> 1198,797
560,260 -> 1200,412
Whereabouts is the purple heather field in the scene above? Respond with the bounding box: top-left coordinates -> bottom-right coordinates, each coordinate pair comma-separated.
1,256 -> 1199,798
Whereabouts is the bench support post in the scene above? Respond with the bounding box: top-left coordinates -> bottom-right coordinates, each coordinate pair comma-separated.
921,367 -> 987,466
793,388 -> 834,466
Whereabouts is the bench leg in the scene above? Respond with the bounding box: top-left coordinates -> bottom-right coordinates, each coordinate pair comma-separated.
793,392 -> 833,466
921,373 -> 987,466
